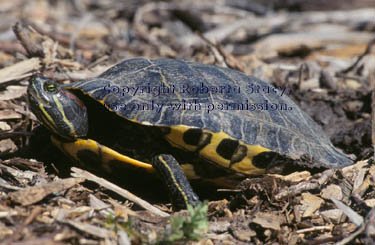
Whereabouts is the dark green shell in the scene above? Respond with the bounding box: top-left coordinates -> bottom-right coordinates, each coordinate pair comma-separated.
69,58 -> 353,168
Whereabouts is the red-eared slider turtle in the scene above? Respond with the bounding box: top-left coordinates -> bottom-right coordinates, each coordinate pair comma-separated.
27,58 -> 353,209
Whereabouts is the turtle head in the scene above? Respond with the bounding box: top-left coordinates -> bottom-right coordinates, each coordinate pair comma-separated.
27,75 -> 88,140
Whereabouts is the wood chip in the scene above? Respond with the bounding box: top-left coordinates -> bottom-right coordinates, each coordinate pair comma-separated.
65,206 -> 92,218
0,138 -> 17,153
0,210 -> 18,218
0,161 -> 45,186
111,200 -> 138,220
352,164 -> 375,198
0,58 -> 40,85
269,171 -> 311,183
0,109 -> 22,120
365,199 -> 375,207
209,221 -> 230,233
254,30 -> 374,58
320,209 -> 344,224
276,169 -> 335,200
342,160 -> 369,179
300,78 -> 320,91
0,121 -> 11,130
0,85 -> 27,100
9,177 -> 85,206
320,184 -> 343,201
65,220 -> 115,239
232,229 -> 255,242
252,212 -> 283,230
71,167 -> 170,217
300,192 -> 324,217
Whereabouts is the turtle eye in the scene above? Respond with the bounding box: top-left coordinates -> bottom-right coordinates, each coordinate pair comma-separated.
44,82 -> 57,93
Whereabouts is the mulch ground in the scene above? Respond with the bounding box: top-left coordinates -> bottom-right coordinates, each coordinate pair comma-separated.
0,1 -> 374,244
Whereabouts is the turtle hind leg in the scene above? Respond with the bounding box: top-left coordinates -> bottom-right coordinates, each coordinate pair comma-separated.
152,154 -> 200,210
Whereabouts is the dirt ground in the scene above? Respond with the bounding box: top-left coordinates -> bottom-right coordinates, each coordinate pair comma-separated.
0,0 -> 374,244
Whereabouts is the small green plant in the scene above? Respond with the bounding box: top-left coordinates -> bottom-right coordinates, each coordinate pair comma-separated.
162,202 -> 209,243
105,213 -> 135,235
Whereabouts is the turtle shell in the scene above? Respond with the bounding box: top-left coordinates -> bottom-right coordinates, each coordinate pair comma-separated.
68,58 -> 353,173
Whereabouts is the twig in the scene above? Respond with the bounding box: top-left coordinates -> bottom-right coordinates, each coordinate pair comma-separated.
86,55 -> 109,69
198,32 -> 244,72
28,21 -> 91,51
12,22 -> 45,58
334,223 -> 366,245
71,167 -> 170,217
339,38 -> 375,74
331,198 -> 364,226
198,33 -> 227,68
0,130 -> 34,140
13,21 -> 72,59
296,225 -> 333,234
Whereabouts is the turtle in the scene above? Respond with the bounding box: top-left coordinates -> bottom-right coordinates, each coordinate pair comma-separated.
27,58 -> 353,209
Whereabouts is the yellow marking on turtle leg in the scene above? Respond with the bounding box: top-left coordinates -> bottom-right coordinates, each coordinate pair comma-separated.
164,125 -> 199,152
198,131 -> 233,168
92,141 -> 112,173
230,145 -> 269,175
165,125 -> 270,176
51,136 -> 154,172
165,126 -> 233,168
99,143 -> 154,172
157,155 -> 189,207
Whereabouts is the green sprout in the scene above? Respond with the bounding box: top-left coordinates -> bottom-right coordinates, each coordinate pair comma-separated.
105,213 -> 135,235
160,202 -> 209,243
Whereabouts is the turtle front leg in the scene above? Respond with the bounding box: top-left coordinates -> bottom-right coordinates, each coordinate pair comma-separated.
152,154 -> 200,210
